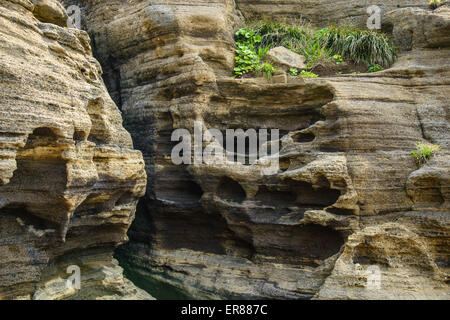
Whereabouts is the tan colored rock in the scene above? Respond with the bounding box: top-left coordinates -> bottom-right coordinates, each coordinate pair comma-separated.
266,46 -> 306,71
0,0 -> 151,300
316,216 -> 449,300
271,71 -> 287,84
384,5 -> 450,50
54,0 -> 450,300
235,0 -> 427,27
32,0 -> 68,26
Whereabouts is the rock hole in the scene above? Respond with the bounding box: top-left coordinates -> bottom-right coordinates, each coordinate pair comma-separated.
286,179 -> 341,207
115,192 -> 136,206
254,224 -> 345,266
0,204 -> 59,231
73,130 -> 87,142
217,177 -> 246,204
292,132 -> 315,143
352,243 -> 389,267
255,186 -> 297,206
279,158 -> 291,172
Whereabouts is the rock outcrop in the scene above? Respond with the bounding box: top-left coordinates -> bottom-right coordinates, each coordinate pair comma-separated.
17,0 -> 450,299
266,46 -> 306,72
235,0 -> 427,27
0,0 -> 151,299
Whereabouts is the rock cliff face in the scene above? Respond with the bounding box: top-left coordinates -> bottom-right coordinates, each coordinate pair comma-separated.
235,0 -> 427,27
0,0 -> 151,299
61,0 -> 450,299
6,0 -> 450,299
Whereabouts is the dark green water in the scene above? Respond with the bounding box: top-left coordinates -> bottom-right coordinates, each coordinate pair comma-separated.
118,260 -> 193,300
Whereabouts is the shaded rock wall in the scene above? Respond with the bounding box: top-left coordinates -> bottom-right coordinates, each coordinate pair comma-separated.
62,0 -> 449,299
0,0 -> 151,299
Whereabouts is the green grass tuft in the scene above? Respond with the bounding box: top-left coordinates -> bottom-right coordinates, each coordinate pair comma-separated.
412,142 -> 441,166
318,25 -> 396,67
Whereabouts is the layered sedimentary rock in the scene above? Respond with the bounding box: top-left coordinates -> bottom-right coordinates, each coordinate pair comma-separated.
63,0 -> 448,299
0,0 -> 151,299
234,0 -> 427,27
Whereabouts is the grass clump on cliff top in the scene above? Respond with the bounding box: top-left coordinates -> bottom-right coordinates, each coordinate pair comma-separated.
317,25 -> 396,67
233,19 -> 397,78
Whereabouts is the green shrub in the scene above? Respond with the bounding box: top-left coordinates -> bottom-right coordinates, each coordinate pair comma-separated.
257,62 -> 277,80
234,28 -> 263,77
368,64 -> 384,72
247,19 -> 313,52
300,70 -> 319,78
411,142 -> 441,165
301,41 -> 332,69
317,25 -> 396,67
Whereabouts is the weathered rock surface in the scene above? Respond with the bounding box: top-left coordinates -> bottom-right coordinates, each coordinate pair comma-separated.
266,46 -> 306,71
49,0 -> 450,299
31,0 -> 68,26
0,0 -> 151,299
384,4 -> 450,51
235,0 -> 428,27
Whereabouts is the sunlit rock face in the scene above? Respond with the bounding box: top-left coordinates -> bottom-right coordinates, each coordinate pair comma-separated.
0,0 -> 151,299
63,0 -> 448,299
234,0 -> 427,27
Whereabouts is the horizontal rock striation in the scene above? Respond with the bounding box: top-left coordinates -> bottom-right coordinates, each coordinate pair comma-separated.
235,0 -> 427,27
0,0 -> 151,299
64,0 -> 449,299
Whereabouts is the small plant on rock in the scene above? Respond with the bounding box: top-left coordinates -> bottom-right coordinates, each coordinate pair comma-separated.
411,142 -> 441,165
257,62 -> 277,80
300,70 -> 319,78
368,64 -> 384,72
289,68 -> 299,76
333,54 -> 344,65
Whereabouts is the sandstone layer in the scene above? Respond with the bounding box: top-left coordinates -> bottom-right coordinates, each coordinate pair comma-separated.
60,0 -> 450,299
0,0 -> 151,299
235,0 -> 428,27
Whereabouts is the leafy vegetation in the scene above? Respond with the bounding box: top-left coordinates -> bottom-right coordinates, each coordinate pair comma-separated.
289,68 -> 299,76
233,28 -> 276,79
234,28 -> 263,77
258,62 -> 277,80
333,54 -> 344,65
368,64 -> 384,72
233,19 -> 397,78
299,70 -> 319,78
411,142 -> 441,166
